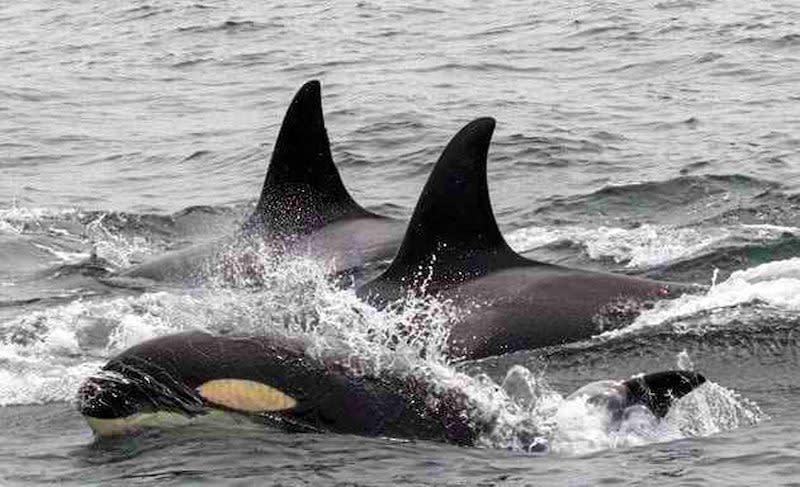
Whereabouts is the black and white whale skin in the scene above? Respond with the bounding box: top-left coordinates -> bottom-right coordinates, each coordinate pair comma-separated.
77,332 -> 706,446
122,81 -> 405,284
357,118 -> 700,360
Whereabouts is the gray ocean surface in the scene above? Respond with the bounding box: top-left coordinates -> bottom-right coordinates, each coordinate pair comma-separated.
1,0 -> 799,485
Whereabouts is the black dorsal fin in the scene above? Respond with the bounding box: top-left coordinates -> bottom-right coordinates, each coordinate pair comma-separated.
623,371 -> 706,418
360,118 -> 531,301
244,80 -> 373,236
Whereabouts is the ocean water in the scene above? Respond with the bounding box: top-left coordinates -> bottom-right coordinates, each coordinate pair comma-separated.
1,0 -> 799,485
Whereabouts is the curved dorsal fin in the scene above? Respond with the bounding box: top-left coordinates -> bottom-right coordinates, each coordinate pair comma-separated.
622,370 -> 706,418
361,118 -> 530,301
244,80 -> 372,236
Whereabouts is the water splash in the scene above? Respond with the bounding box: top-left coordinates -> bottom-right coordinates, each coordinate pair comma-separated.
0,247 -> 463,406
468,352 -> 765,455
670,381 -> 765,437
0,205 -> 81,234
507,223 -> 800,269
598,257 -> 800,340
507,223 -> 726,267
85,212 -> 158,268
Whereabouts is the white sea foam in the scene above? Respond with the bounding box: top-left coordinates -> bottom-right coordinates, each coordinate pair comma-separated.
506,223 -> 800,269
547,377 -> 764,455
0,250 -> 460,406
84,212 -> 158,268
0,205 -> 163,270
472,351 -> 765,455
598,257 -> 800,340
30,242 -> 90,265
0,362 -> 104,407
0,205 -> 81,225
506,223 -> 726,268
0,206 -> 80,236
0,219 -> 23,234
0,292 -> 205,406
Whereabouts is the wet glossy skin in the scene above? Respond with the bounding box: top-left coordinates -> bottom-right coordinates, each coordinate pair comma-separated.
78,332 -> 482,445
356,118 -> 702,361
442,265 -> 695,360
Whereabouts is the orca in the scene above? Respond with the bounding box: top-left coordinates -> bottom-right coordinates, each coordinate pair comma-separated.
566,371 -> 705,423
122,81 -> 406,284
77,331 -> 706,446
357,118 -> 699,360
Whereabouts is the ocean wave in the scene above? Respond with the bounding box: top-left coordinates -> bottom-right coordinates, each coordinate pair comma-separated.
176,19 -> 278,34
0,204 -> 246,275
508,221 -> 800,275
598,257 -> 800,341
507,223 -> 725,270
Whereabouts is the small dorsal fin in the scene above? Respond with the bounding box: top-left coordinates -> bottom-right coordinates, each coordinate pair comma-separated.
244,80 -> 372,236
360,118 -> 530,301
622,370 -> 706,418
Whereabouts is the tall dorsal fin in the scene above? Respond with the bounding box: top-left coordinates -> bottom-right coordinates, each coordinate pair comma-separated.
360,118 -> 531,301
244,80 -> 373,236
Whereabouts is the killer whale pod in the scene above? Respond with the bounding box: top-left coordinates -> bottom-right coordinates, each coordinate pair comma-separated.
122,83 -> 694,362
78,118 -> 706,443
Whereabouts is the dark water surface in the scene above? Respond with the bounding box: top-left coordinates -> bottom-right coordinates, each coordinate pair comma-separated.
1,0 -> 799,485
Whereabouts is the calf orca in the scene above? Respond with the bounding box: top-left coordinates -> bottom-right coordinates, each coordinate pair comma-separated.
567,371 -> 706,421
357,118 -> 699,359
77,332 -> 706,446
123,81 -> 405,284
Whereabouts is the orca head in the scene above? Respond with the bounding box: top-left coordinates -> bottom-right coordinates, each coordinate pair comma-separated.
77,332 -> 327,436
77,363 -> 205,423
77,332 -> 411,438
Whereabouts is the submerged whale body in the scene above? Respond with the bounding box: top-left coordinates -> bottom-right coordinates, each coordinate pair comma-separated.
123,81 -> 405,284
358,118 -> 699,360
77,332 -> 706,446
